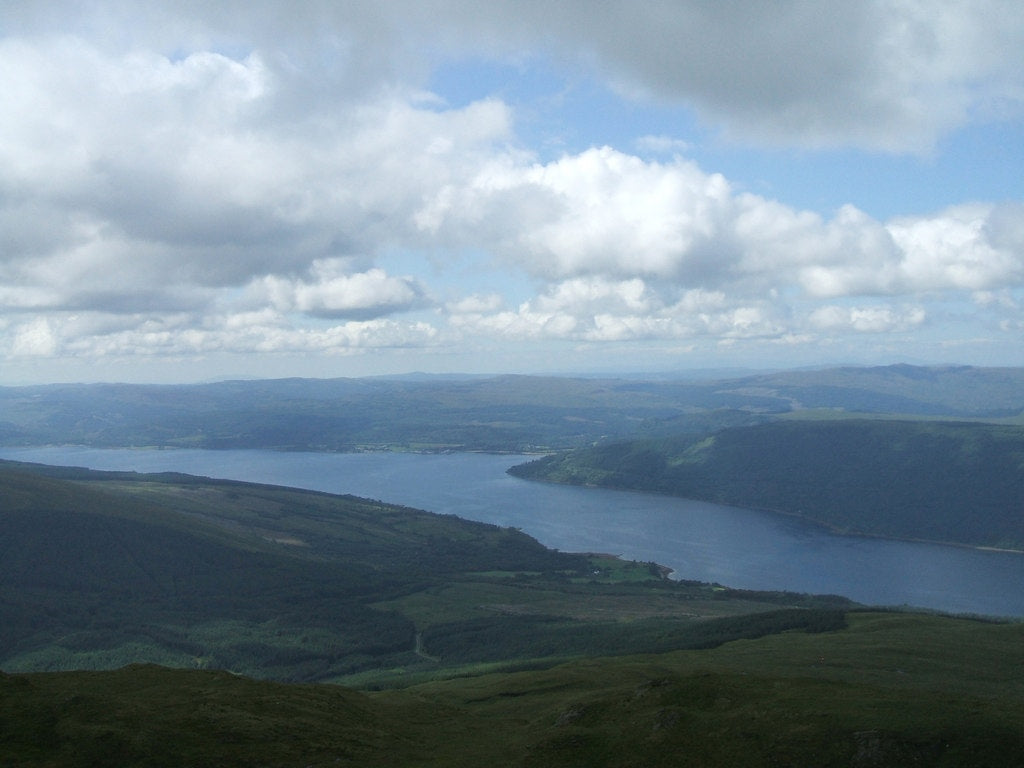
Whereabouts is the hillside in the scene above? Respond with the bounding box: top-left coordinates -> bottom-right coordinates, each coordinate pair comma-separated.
2,364 -> 1023,452
0,460 -> 851,684
510,419 -> 1024,550
3,611 -> 1023,766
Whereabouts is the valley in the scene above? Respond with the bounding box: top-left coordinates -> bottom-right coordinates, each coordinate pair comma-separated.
0,460 -> 852,684
3,364 -> 1024,765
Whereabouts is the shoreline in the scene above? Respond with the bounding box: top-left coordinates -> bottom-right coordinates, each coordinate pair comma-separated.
508,470 -> 1024,557
5,445 -> 1023,556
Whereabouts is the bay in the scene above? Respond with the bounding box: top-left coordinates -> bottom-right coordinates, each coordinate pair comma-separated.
3,446 -> 1023,617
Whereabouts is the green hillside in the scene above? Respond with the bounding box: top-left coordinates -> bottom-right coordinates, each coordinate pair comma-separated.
510,419 -> 1024,549
3,455 -> 1024,765
0,460 -> 850,684
3,611 -> 1023,767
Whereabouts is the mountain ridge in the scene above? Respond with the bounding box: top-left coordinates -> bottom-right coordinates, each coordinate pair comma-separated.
3,364 -> 1023,452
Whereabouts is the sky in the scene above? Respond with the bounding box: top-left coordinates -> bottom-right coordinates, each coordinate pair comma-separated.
2,1 -> 1024,384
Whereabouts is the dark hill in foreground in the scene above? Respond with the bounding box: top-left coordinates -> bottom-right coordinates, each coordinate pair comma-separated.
0,460 -> 851,684
3,611 -> 1023,767
4,452 -> 1024,765
510,419 -> 1024,549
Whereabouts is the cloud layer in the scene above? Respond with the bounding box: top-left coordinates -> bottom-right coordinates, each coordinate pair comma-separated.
2,2 -> 1023,378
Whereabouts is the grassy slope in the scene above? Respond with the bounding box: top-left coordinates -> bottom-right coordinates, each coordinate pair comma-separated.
2,612 -> 1022,767
0,460 -> 852,685
511,418 -> 1024,549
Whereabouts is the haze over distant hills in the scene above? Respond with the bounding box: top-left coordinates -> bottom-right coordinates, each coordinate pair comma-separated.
4,363 -> 1024,551
2,364 -> 1023,452
4,364 -> 1023,547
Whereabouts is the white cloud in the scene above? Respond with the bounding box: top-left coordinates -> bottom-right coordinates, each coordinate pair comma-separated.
48,309 -> 441,360
973,290 -> 1018,310
8,318 -> 59,356
419,147 -> 736,282
809,305 -> 927,334
255,262 -> 429,319
0,35 -> 511,305
11,1 -> 1022,154
1,2 -> 1023,375
889,204 -> 1024,291
424,146 -> 1024,302
450,274 -> 785,344
554,0 -> 1024,152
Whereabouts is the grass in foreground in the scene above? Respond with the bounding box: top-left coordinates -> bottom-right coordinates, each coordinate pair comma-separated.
2,612 -> 1022,767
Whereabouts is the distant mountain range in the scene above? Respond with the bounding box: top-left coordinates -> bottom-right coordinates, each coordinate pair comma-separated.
2,364 -> 1023,452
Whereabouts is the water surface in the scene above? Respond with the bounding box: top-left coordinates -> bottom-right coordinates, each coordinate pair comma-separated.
4,446 -> 1023,617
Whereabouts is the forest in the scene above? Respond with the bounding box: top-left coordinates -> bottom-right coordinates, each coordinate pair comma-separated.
510,418 -> 1024,549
